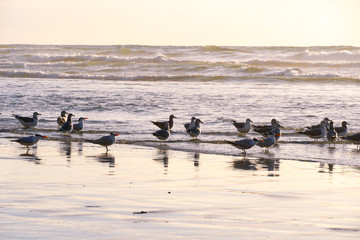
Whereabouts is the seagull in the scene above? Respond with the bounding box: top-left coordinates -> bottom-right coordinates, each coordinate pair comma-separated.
267,122 -> 282,141
335,121 -> 349,137
305,117 -> 331,130
232,118 -> 253,134
13,112 -> 41,128
184,117 -> 196,130
152,122 -> 170,141
187,118 -> 203,138
257,133 -> 276,152
326,121 -> 338,147
226,138 -> 259,154
73,117 -> 88,131
254,119 -> 280,136
12,134 -> 47,149
59,113 -> 75,134
57,111 -> 68,128
151,115 -> 176,130
89,133 -> 119,152
298,120 -> 327,140
342,133 -> 360,150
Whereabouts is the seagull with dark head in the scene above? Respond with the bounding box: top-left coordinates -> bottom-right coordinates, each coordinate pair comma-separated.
12,134 -> 47,149
73,117 -> 88,131
59,113 -> 75,134
151,114 -> 176,130
57,110 -> 68,128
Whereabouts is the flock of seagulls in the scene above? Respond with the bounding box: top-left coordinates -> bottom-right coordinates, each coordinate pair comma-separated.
9,111 -> 360,154
12,111 -> 118,152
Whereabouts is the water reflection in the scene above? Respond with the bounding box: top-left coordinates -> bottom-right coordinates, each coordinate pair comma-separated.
96,152 -> 116,168
319,163 -> 334,173
232,157 -> 280,176
153,148 -> 169,170
60,141 -> 72,161
19,151 -> 41,164
188,152 -> 200,167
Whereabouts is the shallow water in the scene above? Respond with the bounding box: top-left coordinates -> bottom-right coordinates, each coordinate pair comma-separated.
0,139 -> 359,240
1,45 -> 360,166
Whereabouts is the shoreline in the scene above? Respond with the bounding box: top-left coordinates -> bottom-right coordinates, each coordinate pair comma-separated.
1,138 -> 360,239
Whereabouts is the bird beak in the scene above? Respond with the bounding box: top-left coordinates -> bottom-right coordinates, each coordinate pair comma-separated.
84,118 -> 88,119
42,136 -> 48,138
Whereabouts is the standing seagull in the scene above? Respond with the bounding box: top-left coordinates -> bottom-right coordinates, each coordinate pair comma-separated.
12,134 -> 47,149
257,133 -> 276,152
232,118 -> 253,134
226,138 -> 259,154
326,121 -> 338,147
57,111 -> 68,128
253,119 -> 279,136
73,117 -> 88,131
342,133 -> 360,150
305,117 -> 331,130
153,122 -> 170,141
335,121 -> 349,137
89,133 -> 119,152
298,120 -> 327,141
151,115 -> 176,130
59,113 -> 75,134
184,117 -> 196,130
13,112 -> 41,128
187,118 -> 203,138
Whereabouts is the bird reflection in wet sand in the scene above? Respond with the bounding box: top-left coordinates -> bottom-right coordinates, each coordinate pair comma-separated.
232,158 -> 280,174
60,141 -> 72,161
96,152 -> 115,168
193,152 -> 200,167
232,158 -> 257,171
20,151 -> 41,164
153,148 -> 169,170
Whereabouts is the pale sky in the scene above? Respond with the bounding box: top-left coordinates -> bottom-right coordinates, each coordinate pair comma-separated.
0,0 -> 359,46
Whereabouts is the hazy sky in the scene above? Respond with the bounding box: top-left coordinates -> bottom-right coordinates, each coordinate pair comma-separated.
0,0 -> 359,46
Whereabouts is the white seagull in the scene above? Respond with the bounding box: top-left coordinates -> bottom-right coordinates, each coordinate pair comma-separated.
232,118 -> 253,134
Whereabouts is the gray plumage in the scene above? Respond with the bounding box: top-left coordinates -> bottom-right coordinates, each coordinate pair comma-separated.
226,138 -> 259,154
326,121 -> 338,147
153,129 -> 170,141
184,117 -> 196,130
152,115 -> 176,130
73,117 -> 87,131
59,113 -> 75,134
335,121 -> 349,137
298,120 -> 327,140
257,134 -> 276,151
90,133 -> 119,151
342,133 -> 360,150
13,112 -> 41,128
12,134 -> 47,148
253,119 -> 279,136
233,118 -> 252,134
187,119 -> 203,138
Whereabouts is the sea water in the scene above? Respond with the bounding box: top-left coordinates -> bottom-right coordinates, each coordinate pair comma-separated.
1,45 -> 360,166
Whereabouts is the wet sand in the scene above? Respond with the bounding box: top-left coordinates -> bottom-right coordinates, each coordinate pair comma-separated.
0,137 -> 360,240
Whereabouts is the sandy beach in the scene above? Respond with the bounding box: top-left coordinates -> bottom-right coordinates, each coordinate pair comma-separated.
1,136 -> 359,240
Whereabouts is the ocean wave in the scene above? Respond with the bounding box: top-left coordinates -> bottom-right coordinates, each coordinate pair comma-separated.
292,49 -> 360,61
0,69 -> 209,81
